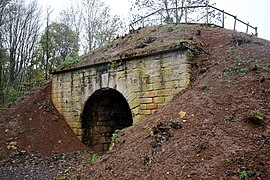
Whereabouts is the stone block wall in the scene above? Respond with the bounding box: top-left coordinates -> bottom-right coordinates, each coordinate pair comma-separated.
51,50 -> 190,139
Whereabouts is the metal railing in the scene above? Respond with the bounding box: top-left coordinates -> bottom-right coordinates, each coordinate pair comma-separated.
129,5 -> 258,36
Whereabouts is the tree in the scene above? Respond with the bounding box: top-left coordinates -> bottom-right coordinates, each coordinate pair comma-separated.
0,0 -> 12,104
60,0 -> 124,53
0,0 -> 42,105
40,22 -> 79,71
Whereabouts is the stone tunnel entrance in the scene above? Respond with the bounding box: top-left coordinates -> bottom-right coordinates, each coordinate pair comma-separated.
81,88 -> 133,153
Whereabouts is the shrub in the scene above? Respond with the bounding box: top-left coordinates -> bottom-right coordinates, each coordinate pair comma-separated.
3,86 -> 19,105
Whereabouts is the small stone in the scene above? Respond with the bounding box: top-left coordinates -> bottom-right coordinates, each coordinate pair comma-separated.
4,129 -> 9,133
166,171 -> 170,175
11,145 -> 17,150
29,118 -> 32,121
7,138 -> 14,142
9,141 -> 18,146
7,145 -> 11,150
179,111 -> 186,119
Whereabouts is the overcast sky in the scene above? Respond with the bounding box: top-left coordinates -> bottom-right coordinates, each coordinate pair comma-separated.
36,0 -> 270,41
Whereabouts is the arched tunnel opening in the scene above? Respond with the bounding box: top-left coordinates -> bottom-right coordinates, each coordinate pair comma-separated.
81,88 -> 133,153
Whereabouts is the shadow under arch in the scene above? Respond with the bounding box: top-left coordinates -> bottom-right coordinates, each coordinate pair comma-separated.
81,88 -> 133,153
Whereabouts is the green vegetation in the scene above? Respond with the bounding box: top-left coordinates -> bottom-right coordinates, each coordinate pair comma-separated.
239,170 -> 249,180
247,58 -> 269,70
231,35 -> 252,45
3,86 -> 20,106
201,85 -> 210,91
111,60 -> 122,69
164,16 -> 174,24
89,154 -> 99,164
109,129 -> 120,151
174,39 -> 188,47
0,146 -> 3,160
223,66 -> 247,77
224,79 -> 234,84
57,176 -> 69,180
226,159 -> 233,164
250,109 -> 264,125
234,55 -> 241,61
187,45 -> 202,62
172,27 -> 183,34
224,115 -> 233,122
59,56 -> 81,69
187,49 -> 200,62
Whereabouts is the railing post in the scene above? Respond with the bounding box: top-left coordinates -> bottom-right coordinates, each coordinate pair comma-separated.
255,27 -> 258,36
222,10 -> 225,28
185,6 -> 187,24
176,2 -> 179,23
246,22 -> 249,33
234,16 -> 237,31
206,3 -> 209,24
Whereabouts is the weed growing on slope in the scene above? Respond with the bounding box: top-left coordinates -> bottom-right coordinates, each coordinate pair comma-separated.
226,159 -> 233,164
248,109 -> 264,126
247,58 -> 269,71
239,170 -> 249,180
223,66 -> 247,77
224,115 -> 233,122
89,154 -> 99,164
109,129 -> 120,151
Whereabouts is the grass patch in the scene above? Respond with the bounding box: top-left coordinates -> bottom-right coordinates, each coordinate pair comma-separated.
224,79 -> 234,84
247,58 -> 269,70
223,66 -> 247,77
235,55 -> 241,61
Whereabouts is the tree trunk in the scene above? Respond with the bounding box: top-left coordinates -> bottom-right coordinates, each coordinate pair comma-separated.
9,50 -> 15,86
0,47 -> 3,105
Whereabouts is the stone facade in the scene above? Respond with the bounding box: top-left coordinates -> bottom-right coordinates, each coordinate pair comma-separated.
51,49 -> 190,141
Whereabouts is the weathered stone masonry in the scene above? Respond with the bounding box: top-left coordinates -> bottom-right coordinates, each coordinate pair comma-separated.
51,49 -> 190,146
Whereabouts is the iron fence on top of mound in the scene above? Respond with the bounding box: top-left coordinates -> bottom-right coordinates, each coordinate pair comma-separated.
129,4 -> 258,37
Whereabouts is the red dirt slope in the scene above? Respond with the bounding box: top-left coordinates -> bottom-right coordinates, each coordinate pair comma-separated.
0,82 -> 86,156
73,25 -> 270,179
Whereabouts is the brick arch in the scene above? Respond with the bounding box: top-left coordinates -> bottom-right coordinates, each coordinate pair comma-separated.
81,88 -> 133,153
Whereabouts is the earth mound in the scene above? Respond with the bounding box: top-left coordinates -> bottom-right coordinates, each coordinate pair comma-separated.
72,25 -> 270,179
0,24 -> 269,179
0,82 -> 86,157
